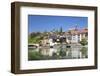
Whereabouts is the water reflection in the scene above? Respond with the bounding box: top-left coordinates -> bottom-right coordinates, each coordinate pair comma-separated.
28,44 -> 88,60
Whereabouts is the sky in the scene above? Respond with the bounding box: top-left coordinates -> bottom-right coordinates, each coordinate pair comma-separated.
28,15 -> 88,33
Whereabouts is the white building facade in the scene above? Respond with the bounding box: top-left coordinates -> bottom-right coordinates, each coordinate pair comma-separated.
65,28 -> 88,44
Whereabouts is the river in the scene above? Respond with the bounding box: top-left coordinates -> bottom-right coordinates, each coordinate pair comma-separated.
28,44 -> 88,60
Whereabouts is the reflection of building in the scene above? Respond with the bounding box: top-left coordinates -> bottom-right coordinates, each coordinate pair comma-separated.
32,45 -> 87,58
65,28 -> 88,43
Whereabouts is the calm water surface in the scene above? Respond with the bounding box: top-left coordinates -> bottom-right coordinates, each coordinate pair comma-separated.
28,44 -> 88,60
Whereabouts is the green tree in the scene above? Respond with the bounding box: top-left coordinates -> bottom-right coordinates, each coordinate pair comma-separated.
80,38 -> 88,46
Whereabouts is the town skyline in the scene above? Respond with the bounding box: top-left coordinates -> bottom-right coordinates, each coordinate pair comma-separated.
28,15 -> 88,33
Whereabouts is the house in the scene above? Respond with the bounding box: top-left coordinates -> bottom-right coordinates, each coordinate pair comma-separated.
40,37 -> 49,46
49,35 -> 58,47
65,28 -> 88,44
39,28 -> 88,46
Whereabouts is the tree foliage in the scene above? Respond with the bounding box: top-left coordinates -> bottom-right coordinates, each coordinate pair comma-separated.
80,38 -> 88,46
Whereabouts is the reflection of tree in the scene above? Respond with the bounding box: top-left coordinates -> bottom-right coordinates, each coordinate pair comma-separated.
80,47 -> 88,58
59,50 -> 66,57
59,46 -> 66,57
28,51 -> 43,60
52,52 -> 57,57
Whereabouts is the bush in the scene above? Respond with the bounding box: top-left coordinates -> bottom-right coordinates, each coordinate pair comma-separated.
80,38 -> 88,46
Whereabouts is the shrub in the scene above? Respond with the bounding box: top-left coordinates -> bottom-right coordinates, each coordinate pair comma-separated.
80,38 -> 88,46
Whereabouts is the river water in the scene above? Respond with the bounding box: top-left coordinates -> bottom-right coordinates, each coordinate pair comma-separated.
28,44 -> 88,60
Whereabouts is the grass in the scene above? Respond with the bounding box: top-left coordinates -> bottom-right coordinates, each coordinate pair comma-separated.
28,35 -> 42,44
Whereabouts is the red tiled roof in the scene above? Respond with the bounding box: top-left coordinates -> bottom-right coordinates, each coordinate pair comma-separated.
80,28 -> 88,34
66,28 -> 88,35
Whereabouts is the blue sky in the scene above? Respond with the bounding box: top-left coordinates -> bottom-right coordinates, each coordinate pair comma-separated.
28,15 -> 88,33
